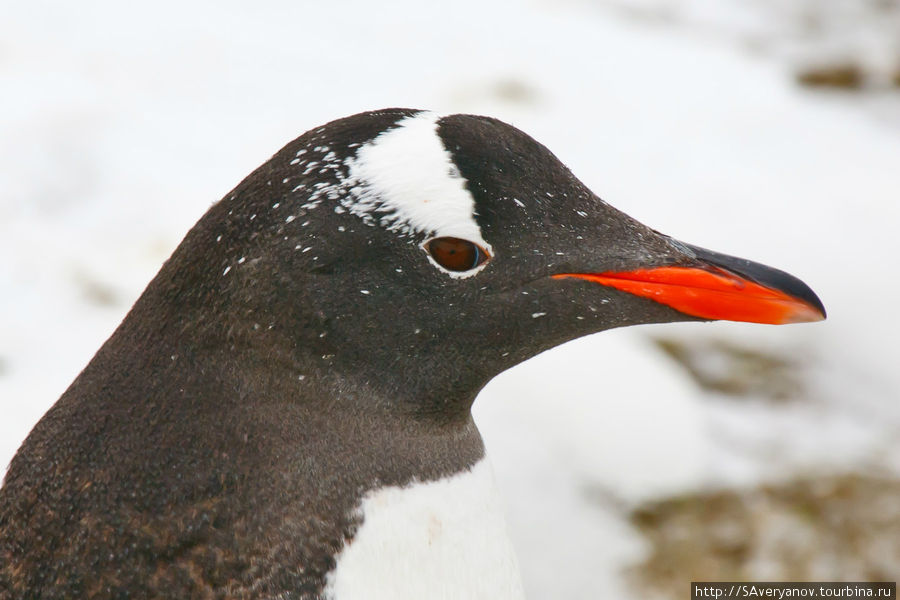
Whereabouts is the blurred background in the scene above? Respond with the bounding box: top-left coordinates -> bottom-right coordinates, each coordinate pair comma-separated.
2,1 -> 899,597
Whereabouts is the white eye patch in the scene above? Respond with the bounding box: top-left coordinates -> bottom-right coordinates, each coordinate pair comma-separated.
341,112 -> 493,278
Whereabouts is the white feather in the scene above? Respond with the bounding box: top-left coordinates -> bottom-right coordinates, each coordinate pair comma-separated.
324,458 -> 525,600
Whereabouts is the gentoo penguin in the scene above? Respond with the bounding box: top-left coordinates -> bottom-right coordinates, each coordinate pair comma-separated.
0,109 -> 825,599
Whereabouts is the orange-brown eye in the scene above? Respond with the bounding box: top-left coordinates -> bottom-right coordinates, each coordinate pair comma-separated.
425,237 -> 491,272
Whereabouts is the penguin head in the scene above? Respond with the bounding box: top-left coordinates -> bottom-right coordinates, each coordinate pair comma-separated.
152,109 -> 823,417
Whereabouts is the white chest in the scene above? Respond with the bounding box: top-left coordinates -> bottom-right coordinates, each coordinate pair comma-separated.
324,458 -> 525,600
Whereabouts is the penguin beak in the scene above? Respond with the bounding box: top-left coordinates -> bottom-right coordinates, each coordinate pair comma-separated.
552,243 -> 826,325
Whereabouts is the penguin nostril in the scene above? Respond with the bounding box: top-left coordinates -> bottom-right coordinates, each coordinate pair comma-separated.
424,237 -> 491,272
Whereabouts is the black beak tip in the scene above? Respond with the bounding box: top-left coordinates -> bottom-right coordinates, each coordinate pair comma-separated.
686,244 -> 826,320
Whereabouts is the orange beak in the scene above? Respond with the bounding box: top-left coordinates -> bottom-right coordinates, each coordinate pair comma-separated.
552,245 -> 826,325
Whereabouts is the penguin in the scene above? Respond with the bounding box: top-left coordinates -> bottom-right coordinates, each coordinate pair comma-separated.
0,109 -> 825,599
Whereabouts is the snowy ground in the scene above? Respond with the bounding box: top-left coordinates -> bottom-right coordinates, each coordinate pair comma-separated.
2,1 -> 899,598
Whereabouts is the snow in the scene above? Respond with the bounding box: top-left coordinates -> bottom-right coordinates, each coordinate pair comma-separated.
2,1 -> 899,598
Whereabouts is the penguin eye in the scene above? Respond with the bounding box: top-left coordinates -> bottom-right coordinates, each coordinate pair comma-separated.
424,237 -> 491,272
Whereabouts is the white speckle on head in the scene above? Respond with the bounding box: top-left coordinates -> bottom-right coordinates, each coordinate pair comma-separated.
324,459 -> 524,600
513,198 -> 525,208
532,312 -> 547,318
238,256 -> 246,264
360,289 -> 370,295
285,215 -> 296,223
576,210 -> 588,218
272,202 -> 280,209
215,235 -> 222,242
222,266 -> 231,276
297,374 -> 305,380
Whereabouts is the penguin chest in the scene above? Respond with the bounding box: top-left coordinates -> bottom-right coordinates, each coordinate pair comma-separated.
324,458 -> 525,600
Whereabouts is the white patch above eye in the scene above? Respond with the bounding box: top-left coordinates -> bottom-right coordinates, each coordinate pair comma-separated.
343,112 -> 492,257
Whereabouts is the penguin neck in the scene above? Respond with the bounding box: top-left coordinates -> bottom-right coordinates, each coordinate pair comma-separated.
100,291 -> 488,479
118,285 -> 485,429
